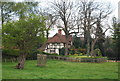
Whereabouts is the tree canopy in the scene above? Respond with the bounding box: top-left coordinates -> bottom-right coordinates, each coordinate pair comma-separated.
2,14 -> 47,69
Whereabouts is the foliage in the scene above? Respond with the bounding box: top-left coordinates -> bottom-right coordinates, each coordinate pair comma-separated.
69,48 -> 86,55
69,49 -> 75,55
2,14 -> 47,69
59,48 -> 65,55
1,2 -> 39,23
26,49 -> 40,60
3,60 -> 118,79
2,14 -> 47,53
68,55 -> 107,59
51,0 -> 77,56
73,35 -> 83,48
111,17 -> 120,59
94,48 -> 102,56
2,48 -> 20,57
101,17 -> 120,60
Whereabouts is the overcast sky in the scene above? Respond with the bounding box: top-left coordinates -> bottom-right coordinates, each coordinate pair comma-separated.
1,0 -> 120,37
40,0 -> 120,37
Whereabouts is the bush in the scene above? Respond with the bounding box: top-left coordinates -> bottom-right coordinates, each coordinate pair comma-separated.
95,48 -> 102,56
59,48 -> 65,55
69,50 -> 75,55
26,49 -> 40,60
105,48 -> 118,60
2,48 -> 20,57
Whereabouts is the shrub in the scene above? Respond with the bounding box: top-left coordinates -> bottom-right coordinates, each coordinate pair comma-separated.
105,48 -> 117,60
95,48 -> 102,56
74,54 -> 78,56
2,48 -> 20,57
26,49 -> 40,60
69,49 -> 75,55
59,48 -> 65,55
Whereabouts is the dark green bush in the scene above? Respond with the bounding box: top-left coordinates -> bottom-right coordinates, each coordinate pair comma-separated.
59,48 -> 65,55
2,48 -> 20,57
69,50 -> 75,55
105,48 -> 118,60
26,49 -> 40,60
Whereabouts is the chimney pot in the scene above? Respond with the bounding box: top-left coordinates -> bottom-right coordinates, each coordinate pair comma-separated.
58,29 -> 62,34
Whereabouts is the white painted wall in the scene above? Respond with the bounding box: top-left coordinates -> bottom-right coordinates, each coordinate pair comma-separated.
44,43 -> 66,55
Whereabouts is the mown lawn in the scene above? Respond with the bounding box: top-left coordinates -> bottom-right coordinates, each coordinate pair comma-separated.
2,59 -> 118,79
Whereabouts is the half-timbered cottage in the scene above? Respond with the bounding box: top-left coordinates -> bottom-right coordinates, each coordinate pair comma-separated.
41,29 -> 72,55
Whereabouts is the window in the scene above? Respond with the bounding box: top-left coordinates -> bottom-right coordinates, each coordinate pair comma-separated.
50,50 -> 55,53
54,43 -> 57,46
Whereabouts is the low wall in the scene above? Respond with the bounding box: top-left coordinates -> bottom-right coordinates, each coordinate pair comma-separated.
46,55 -> 107,63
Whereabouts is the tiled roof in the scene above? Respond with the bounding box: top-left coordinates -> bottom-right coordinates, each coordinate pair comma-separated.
47,33 -> 72,43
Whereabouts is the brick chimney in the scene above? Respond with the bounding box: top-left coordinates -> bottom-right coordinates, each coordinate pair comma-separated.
58,29 -> 62,34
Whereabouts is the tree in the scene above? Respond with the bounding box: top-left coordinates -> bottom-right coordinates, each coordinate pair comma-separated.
112,17 -> 120,60
73,35 -> 83,49
90,19 -> 110,57
0,2 -> 14,25
0,2 -> 39,24
44,13 -> 57,39
51,0 -> 78,56
77,0 -> 112,56
2,15 -> 47,69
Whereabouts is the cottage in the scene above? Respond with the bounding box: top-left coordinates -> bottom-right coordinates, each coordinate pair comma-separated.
41,29 -> 72,55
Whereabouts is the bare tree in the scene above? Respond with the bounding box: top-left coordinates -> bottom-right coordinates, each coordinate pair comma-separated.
90,19 -> 111,57
77,0 -> 98,56
51,0 -> 78,56
45,13 -> 57,39
77,0 -> 112,56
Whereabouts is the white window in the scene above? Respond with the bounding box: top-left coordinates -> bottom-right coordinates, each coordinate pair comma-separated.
50,49 -> 55,53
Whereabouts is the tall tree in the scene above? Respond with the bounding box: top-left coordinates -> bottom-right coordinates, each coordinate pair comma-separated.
2,15 -> 47,69
51,0 -> 78,56
77,0 -> 112,56
0,2 -> 14,25
73,35 -> 83,49
112,17 -> 120,59
44,13 -> 57,39
0,2 -> 39,24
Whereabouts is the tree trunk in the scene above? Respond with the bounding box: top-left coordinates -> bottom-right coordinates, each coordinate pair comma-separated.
83,32 -> 87,48
46,30 -> 49,39
1,3 -> 4,26
86,32 -> 90,56
16,54 -> 26,69
98,42 -> 105,56
65,36 -> 69,56
90,38 -> 98,57
86,40 -> 90,56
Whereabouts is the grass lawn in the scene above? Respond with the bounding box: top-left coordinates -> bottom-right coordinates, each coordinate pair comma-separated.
2,59 -> 118,79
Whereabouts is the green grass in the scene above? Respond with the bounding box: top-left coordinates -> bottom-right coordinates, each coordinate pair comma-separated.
2,59 -> 118,79
0,62 -> 2,80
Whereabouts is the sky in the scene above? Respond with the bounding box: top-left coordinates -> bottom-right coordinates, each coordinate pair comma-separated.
43,0 -> 120,37
1,0 -> 120,37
